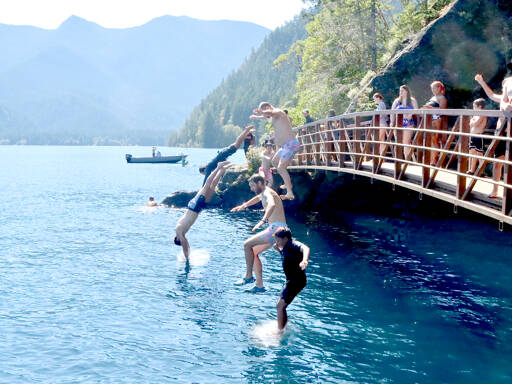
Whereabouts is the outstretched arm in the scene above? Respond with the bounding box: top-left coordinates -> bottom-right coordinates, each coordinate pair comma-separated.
202,161 -> 230,192
475,74 -> 502,103
234,125 -> 254,149
250,114 -> 268,120
231,195 -> 261,212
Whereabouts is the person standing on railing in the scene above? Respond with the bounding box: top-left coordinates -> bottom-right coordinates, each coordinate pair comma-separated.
468,98 -> 488,175
250,102 -> 300,200
391,85 -> 419,159
474,73 -> 508,198
373,93 -> 389,156
423,81 -> 448,165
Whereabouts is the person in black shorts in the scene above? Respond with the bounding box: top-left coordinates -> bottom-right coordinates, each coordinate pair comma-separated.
273,227 -> 310,330
199,125 -> 254,186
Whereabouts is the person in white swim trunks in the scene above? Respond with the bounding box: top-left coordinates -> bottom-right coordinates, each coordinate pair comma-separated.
231,174 -> 287,293
250,102 -> 300,200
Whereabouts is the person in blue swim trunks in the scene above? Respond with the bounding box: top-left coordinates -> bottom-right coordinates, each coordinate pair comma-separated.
174,161 -> 231,260
231,175 -> 288,293
251,102 -> 300,200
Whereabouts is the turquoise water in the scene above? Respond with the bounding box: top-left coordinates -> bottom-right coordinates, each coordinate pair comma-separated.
1,146 -> 511,383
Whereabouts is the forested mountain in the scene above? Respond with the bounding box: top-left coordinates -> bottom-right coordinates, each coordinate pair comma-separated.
169,15 -> 308,148
0,15 -> 269,145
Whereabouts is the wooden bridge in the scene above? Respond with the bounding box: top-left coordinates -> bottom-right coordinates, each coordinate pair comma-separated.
289,109 -> 512,229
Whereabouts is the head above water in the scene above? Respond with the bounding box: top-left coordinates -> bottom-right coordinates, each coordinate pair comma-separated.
149,197 -> 154,201
248,174 -> 266,194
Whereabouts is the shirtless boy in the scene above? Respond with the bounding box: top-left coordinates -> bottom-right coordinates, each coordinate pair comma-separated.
250,102 -> 300,200
468,98 -> 488,174
174,161 -> 231,260
231,174 -> 287,293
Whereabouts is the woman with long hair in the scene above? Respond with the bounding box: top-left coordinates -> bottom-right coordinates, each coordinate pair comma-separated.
391,85 -> 419,159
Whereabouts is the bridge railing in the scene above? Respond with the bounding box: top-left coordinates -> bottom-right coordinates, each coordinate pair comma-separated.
291,109 -> 512,226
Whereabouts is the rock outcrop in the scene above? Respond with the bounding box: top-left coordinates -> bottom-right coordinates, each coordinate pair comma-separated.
351,0 -> 512,110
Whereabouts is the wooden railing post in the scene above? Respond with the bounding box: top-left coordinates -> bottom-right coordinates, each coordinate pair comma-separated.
503,117 -> 512,216
422,114 -> 432,187
373,114 -> 380,173
457,116 -> 470,199
394,114 -> 403,179
354,117 -> 362,170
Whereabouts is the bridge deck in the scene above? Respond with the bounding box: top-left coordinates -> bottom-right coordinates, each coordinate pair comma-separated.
289,109 -> 512,228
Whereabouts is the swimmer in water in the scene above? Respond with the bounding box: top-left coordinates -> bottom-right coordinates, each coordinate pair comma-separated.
273,227 -> 309,330
231,174 -> 287,293
174,161 -> 231,260
146,196 -> 158,207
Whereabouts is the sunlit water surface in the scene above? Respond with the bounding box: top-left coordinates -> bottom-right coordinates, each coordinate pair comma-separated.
1,146 -> 511,383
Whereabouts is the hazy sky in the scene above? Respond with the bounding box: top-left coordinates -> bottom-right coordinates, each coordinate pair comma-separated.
0,0 -> 306,30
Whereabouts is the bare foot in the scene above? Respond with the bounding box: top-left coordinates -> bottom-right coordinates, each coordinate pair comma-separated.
488,193 -> 499,199
280,193 -> 295,200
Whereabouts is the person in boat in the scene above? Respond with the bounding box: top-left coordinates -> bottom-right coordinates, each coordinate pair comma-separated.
174,161 -> 231,260
231,174 -> 287,293
199,125 -> 254,186
152,147 -> 156,157
146,196 -> 158,207
250,102 -> 300,200
273,226 -> 309,330
156,150 -> 161,157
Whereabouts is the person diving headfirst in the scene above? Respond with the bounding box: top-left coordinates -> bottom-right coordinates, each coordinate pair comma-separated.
174,161 -> 231,260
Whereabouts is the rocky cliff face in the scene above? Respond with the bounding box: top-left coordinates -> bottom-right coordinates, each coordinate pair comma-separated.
353,0 -> 512,110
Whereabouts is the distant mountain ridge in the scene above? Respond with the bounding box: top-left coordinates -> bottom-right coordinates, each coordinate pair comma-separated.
170,15 -> 308,148
0,15 -> 269,145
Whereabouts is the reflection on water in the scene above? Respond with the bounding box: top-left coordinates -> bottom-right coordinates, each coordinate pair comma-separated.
1,146 -> 512,383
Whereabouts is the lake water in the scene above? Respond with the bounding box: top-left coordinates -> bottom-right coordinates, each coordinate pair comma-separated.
1,146 -> 511,383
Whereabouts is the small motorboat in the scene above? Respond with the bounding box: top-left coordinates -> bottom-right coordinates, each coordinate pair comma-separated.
125,154 -> 187,164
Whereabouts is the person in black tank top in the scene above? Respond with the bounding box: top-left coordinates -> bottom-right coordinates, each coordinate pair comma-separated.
273,227 -> 310,330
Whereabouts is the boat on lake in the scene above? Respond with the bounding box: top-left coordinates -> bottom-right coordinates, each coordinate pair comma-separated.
125,154 -> 187,164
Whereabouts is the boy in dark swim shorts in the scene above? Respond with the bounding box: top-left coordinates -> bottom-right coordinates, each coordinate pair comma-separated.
273,227 -> 310,330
